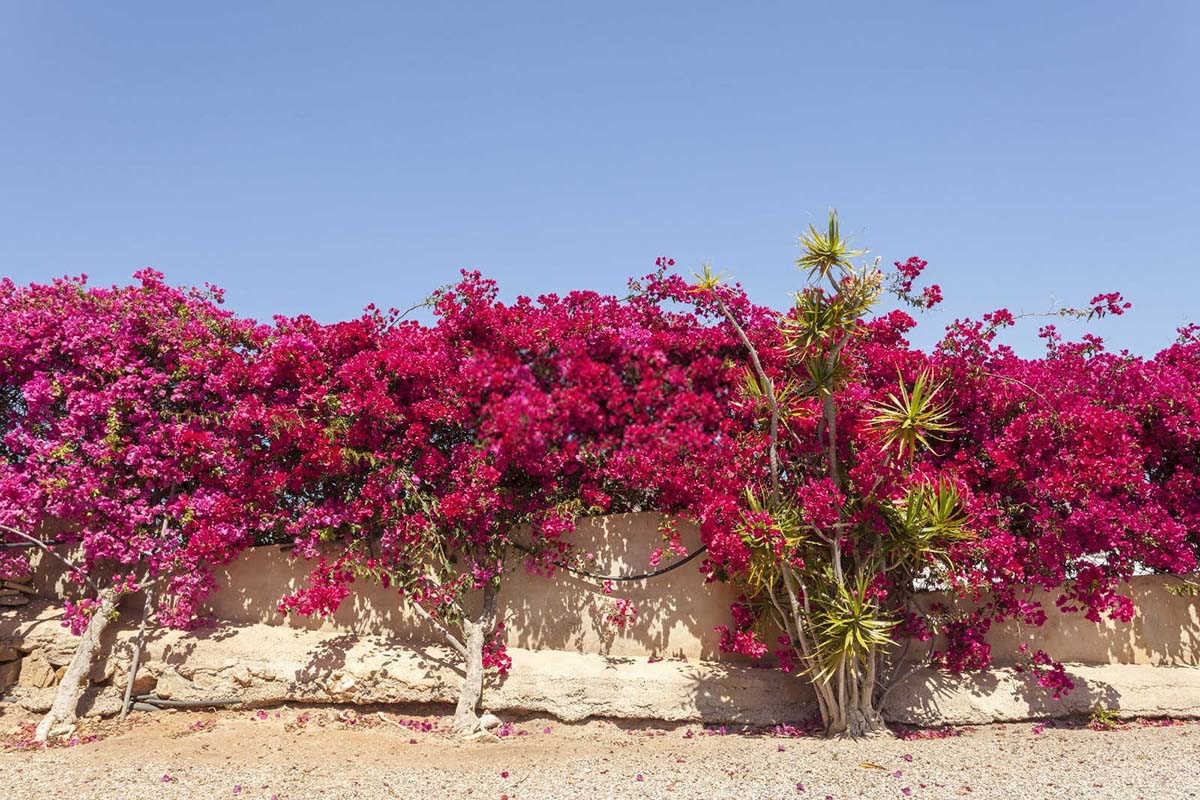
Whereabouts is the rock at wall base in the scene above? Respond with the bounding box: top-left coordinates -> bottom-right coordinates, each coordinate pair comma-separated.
10,685 -> 124,718
17,651 -> 56,689
883,663 -> 1200,726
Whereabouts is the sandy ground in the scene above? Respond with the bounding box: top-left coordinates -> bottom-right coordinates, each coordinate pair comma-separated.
0,703 -> 1197,800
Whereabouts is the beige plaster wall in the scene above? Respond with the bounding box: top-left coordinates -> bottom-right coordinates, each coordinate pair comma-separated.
978,575 -> 1200,666
24,512 -> 1200,666
204,512 -> 745,661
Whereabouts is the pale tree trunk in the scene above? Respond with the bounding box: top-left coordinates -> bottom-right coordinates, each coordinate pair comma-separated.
823,652 -> 885,738
842,701 -> 884,737
35,589 -> 119,742
119,585 -> 155,719
451,583 -> 497,734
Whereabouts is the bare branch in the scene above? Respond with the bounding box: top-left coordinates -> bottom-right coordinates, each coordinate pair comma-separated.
712,295 -> 782,502
0,524 -> 97,593
409,598 -> 468,657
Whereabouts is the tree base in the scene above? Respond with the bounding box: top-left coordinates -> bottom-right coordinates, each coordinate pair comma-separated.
451,712 -> 480,736
35,720 -> 77,743
826,707 -> 890,739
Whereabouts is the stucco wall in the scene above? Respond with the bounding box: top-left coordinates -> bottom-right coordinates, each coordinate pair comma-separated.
982,576 -> 1200,666
25,512 -> 1200,666
205,513 -> 746,661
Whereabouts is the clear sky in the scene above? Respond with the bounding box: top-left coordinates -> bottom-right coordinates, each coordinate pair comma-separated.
2,2 -> 1197,354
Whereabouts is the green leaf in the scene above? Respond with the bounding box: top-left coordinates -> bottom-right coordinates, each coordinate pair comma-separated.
796,209 -> 868,284
868,370 -> 956,459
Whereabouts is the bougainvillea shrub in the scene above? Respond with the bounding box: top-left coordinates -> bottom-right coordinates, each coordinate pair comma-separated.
252,271 -> 757,732
233,291 -> 516,732
0,271 -> 267,740
1138,328 -> 1200,546
927,302 -> 1199,682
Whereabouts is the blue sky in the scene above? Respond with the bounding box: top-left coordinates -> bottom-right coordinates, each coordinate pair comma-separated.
2,2 -> 1197,354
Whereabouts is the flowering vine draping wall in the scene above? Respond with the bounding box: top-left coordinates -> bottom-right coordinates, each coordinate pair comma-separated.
1,236 -> 1196,737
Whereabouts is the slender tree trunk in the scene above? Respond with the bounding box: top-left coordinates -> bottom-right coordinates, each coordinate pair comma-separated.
451,583 -> 497,734
843,698 -> 884,736
34,589 -> 118,742
120,585 -> 155,719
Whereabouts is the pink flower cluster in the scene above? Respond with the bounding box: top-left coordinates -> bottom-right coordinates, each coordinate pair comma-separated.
891,257 -> 943,310
0,271 -> 266,630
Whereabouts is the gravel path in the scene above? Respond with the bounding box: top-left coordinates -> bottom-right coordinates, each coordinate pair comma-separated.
1,704 -> 1197,799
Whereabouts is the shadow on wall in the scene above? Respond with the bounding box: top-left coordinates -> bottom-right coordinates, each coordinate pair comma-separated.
956,575 -> 1200,667
204,513 -> 744,662
882,663 -> 1127,727
206,547 -> 442,643
681,660 -> 817,726
500,513 -> 744,661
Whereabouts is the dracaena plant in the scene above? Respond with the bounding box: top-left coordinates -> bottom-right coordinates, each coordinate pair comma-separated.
686,212 -> 974,737
673,214 -> 1199,737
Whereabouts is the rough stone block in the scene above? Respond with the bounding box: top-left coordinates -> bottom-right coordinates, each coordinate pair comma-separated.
18,651 -> 56,689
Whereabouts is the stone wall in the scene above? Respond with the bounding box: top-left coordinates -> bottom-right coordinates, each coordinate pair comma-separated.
5,602 -> 1200,727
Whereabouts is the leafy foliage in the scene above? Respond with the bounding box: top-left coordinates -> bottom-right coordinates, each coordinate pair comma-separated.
0,270 -> 266,628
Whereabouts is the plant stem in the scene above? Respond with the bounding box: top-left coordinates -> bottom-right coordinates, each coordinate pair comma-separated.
120,583 -> 155,720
